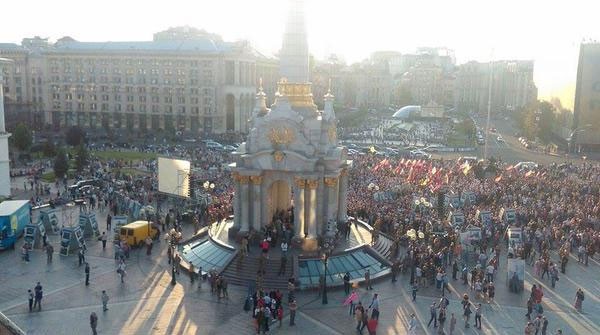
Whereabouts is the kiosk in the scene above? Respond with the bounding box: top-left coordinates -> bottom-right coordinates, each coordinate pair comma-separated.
476,210 -> 492,226
78,211 -> 100,238
507,258 -> 525,293
112,215 -> 129,239
59,226 -> 86,256
460,191 -> 476,207
23,224 -> 44,249
0,200 -> 31,250
447,211 -> 465,229
40,208 -> 60,234
445,193 -> 460,208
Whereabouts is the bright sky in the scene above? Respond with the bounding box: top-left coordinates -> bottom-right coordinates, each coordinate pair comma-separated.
2,0 -> 599,109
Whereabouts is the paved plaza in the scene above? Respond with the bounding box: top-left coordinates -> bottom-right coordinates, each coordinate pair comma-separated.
0,197 -> 599,335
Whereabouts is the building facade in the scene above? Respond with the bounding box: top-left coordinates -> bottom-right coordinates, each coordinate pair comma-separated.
573,42 -> 600,149
455,60 -> 537,116
0,28 -> 279,134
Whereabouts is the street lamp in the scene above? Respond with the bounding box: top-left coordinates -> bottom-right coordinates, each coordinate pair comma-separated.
321,250 -> 331,304
567,124 -> 593,154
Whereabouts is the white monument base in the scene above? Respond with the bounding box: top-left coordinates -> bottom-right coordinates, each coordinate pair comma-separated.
0,133 -> 11,197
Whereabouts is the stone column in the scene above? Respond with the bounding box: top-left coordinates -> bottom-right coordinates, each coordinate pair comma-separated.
232,173 -> 241,229
293,177 -> 305,239
0,61 -> 11,197
337,169 -> 348,222
239,176 -> 250,232
306,178 -> 318,238
250,175 -> 263,232
324,177 -> 339,222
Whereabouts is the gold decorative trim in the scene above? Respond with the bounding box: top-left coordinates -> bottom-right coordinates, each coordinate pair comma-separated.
268,127 -> 295,146
273,151 -> 285,162
323,177 -> 338,188
306,179 -> 319,189
238,176 -> 250,185
250,175 -> 263,185
328,126 -> 337,142
340,169 -> 349,177
294,177 -> 306,188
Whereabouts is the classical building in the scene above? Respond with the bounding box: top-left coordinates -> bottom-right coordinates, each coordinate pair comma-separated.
455,60 -> 537,116
230,0 -> 350,251
0,58 -> 12,197
0,27 -> 279,133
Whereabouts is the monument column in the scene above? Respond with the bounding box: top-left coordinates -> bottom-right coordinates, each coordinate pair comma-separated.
306,178 -> 318,238
239,176 -> 250,232
0,59 -> 11,197
293,178 -> 305,239
324,177 -> 339,222
232,173 -> 241,229
337,169 -> 348,222
250,175 -> 263,232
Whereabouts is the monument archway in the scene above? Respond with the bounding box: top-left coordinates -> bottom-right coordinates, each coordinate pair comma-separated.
268,180 -> 293,223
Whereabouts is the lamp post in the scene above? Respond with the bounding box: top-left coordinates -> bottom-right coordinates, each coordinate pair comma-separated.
322,250 -> 330,304
567,124 -> 592,154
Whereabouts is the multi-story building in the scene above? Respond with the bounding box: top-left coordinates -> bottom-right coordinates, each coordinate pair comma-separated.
455,60 -> 537,116
0,27 -> 279,134
573,42 -> 600,150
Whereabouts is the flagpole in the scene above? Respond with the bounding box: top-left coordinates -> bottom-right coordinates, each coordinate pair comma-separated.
484,50 -> 494,161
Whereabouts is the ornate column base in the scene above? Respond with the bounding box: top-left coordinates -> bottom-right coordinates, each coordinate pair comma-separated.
228,225 -> 241,239
302,237 -> 318,252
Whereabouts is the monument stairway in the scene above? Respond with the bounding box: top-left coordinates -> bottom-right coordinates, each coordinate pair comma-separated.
221,252 -> 291,291
372,234 -> 393,260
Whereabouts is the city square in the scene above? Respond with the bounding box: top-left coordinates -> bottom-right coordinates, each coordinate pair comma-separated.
2,1 -> 600,335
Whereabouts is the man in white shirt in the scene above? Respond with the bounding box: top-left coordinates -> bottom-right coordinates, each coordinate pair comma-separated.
486,264 -> 495,282
281,241 -> 288,257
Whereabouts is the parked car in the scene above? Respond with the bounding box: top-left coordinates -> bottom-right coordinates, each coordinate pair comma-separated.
410,150 -> 431,159
496,136 -> 505,143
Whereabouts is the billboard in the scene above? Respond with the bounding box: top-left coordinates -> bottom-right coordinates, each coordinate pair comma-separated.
158,157 -> 191,198
574,43 -> 600,145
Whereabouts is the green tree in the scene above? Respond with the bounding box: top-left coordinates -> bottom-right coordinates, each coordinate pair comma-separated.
75,143 -> 89,172
43,141 -> 57,157
11,122 -> 32,151
537,101 -> 557,143
65,126 -> 85,146
53,148 -> 69,179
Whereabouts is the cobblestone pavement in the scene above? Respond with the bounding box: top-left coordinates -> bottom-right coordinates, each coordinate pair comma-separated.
1,199 -> 599,334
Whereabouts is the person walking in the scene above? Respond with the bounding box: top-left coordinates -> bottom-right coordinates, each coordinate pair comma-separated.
355,303 -> 364,334
90,312 -> 98,335
145,236 -> 153,256
541,316 -> 549,335
412,283 -> 418,301
106,213 -> 112,231
345,289 -> 359,315
369,293 -> 380,320
101,290 -> 109,311
27,289 -> 34,312
574,288 -> 584,312
364,269 -> 372,290
449,313 -> 456,335
46,244 -> 54,264
78,248 -> 85,267
408,313 -> 417,335
289,299 -> 297,326
343,271 -> 351,295
474,303 -> 482,329
33,282 -> 43,311
427,301 -> 438,328
85,262 -> 90,286
117,260 -> 126,283
101,232 -> 107,250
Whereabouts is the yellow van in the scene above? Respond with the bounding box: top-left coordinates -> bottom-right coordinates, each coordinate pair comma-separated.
119,220 -> 160,247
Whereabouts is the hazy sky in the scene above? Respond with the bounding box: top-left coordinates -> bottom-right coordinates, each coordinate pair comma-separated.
3,0 -> 599,108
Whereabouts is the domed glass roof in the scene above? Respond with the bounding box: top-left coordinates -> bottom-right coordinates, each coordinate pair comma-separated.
392,105 -> 421,119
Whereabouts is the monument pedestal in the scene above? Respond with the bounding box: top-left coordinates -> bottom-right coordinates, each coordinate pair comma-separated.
229,226 -> 241,240
0,133 -> 11,197
302,237 -> 318,252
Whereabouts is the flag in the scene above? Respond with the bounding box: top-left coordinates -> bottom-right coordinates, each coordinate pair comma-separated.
494,175 -> 502,183
343,291 -> 359,305
525,170 -> 534,177
462,163 -> 471,176
430,166 -> 437,176
444,173 -> 450,184
505,165 -> 514,171
420,177 -> 429,186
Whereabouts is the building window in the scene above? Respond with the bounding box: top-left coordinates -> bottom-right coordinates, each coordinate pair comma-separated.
165,106 -> 173,113
177,97 -> 185,104
114,104 -> 121,112
139,96 -> 147,103
101,103 -> 108,111
90,103 -> 97,110
151,96 -> 159,103
127,95 -> 134,102
152,105 -> 159,113
164,96 -> 172,103
126,104 -> 134,112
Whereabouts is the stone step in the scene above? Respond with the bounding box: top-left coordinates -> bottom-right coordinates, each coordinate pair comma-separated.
221,253 -> 290,290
